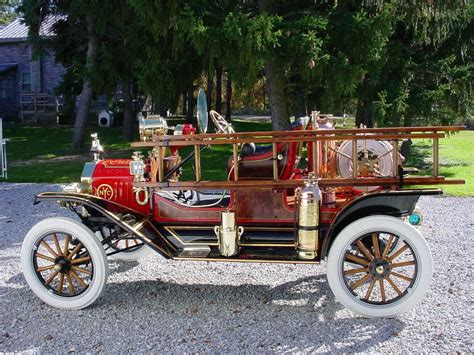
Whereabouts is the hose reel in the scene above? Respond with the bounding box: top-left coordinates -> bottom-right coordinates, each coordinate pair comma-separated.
336,139 -> 394,192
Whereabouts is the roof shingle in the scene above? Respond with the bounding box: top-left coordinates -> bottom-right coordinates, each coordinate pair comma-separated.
0,16 -> 59,42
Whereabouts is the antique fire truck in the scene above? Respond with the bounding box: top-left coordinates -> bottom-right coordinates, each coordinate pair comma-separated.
21,90 -> 464,317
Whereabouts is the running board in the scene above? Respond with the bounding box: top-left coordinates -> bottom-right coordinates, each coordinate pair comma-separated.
173,248 -> 320,264
173,256 -> 319,264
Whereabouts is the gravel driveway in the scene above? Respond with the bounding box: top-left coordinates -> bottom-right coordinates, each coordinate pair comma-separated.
0,183 -> 472,353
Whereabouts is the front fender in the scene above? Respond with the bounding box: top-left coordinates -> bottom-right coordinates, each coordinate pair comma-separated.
35,192 -> 176,258
320,188 -> 442,259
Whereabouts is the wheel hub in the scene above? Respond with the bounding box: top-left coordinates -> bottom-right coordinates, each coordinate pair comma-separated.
54,257 -> 72,273
368,258 -> 390,279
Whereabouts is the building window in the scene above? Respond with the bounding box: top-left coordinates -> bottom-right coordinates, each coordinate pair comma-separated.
21,72 -> 31,93
0,79 -> 13,99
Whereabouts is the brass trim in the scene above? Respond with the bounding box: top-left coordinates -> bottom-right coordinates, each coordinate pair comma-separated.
131,217 -> 174,250
157,147 -> 164,182
164,226 -> 218,246
272,142 -> 278,181
352,138 -> 358,178
145,222 -> 178,250
243,227 -> 294,231
433,137 -> 439,177
167,225 -> 294,232
80,162 -> 96,194
194,145 -> 201,181
129,224 -> 171,256
233,144 -> 239,181
132,217 -> 150,232
239,243 -> 295,248
173,256 -> 319,264
167,226 -> 218,231
392,140 -> 398,178
164,226 -> 295,248
101,159 -> 131,168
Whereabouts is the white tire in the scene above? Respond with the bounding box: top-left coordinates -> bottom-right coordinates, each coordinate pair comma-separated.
327,215 -> 433,318
21,217 -> 108,310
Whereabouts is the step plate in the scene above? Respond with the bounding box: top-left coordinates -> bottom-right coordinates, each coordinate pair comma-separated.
179,245 -> 211,258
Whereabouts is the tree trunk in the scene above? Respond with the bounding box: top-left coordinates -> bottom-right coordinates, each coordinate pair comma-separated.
171,91 -> 181,116
356,97 -> 373,128
206,74 -> 213,110
225,75 -> 232,120
122,80 -> 133,141
64,94 -> 76,124
288,73 -> 306,119
404,114 -> 413,127
215,65 -> 223,113
265,57 -> 290,130
258,0 -> 290,131
292,87 -> 306,119
72,28 -> 98,152
186,85 -> 194,123
181,91 -> 187,116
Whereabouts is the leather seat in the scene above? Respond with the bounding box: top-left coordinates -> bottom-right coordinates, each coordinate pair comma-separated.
228,118 -> 306,180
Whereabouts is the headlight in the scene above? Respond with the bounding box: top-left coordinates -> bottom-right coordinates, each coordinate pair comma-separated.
130,160 -> 145,176
130,151 -> 145,181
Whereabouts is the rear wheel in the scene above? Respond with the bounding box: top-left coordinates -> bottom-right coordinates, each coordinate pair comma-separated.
21,217 -> 108,310
98,224 -> 153,261
327,215 -> 432,318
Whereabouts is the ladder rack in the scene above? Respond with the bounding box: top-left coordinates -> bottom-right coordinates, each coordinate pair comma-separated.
130,125 -> 465,190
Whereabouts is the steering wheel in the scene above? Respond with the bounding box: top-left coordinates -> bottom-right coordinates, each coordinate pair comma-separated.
210,110 -> 235,134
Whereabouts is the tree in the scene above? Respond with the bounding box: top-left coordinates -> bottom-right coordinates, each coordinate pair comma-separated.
21,0 -> 471,144
215,65 -> 223,113
348,2 -> 472,127
91,2 -> 143,140
21,0 -> 147,148
0,0 -> 20,24
71,16 -> 98,151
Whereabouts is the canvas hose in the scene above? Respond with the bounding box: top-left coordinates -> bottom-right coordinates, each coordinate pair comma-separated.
336,139 -> 393,191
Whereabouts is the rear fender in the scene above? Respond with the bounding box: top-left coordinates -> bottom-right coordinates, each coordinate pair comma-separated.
320,188 -> 442,259
34,192 -> 176,258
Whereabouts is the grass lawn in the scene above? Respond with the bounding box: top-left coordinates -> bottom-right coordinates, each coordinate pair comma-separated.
2,120 -> 271,184
3,126 -> 136,183
405,130 -> 473,196
2,122 -> 472,196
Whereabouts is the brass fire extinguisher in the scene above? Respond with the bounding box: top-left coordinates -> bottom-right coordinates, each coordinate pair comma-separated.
295,173 -> 321,260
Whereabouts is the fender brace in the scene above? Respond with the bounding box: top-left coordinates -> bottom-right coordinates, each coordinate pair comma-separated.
35,192 -> 177,258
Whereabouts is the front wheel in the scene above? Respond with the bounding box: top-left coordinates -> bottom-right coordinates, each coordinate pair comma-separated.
21,217 -> 108,310
326,215 -> 432,318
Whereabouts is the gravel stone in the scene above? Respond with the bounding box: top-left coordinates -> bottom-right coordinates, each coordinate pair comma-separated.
0,183 -> 472,353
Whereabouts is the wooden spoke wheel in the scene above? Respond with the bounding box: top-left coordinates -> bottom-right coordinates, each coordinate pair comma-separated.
327,215 -> 432,318
342,233 -> 417,304
22,218 -> 108,310
99,225 -> 153,261
210,110 -> 235,134
33,231 -> 94,297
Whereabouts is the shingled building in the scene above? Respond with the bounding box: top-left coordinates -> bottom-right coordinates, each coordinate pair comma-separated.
0,17 -> 65,120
